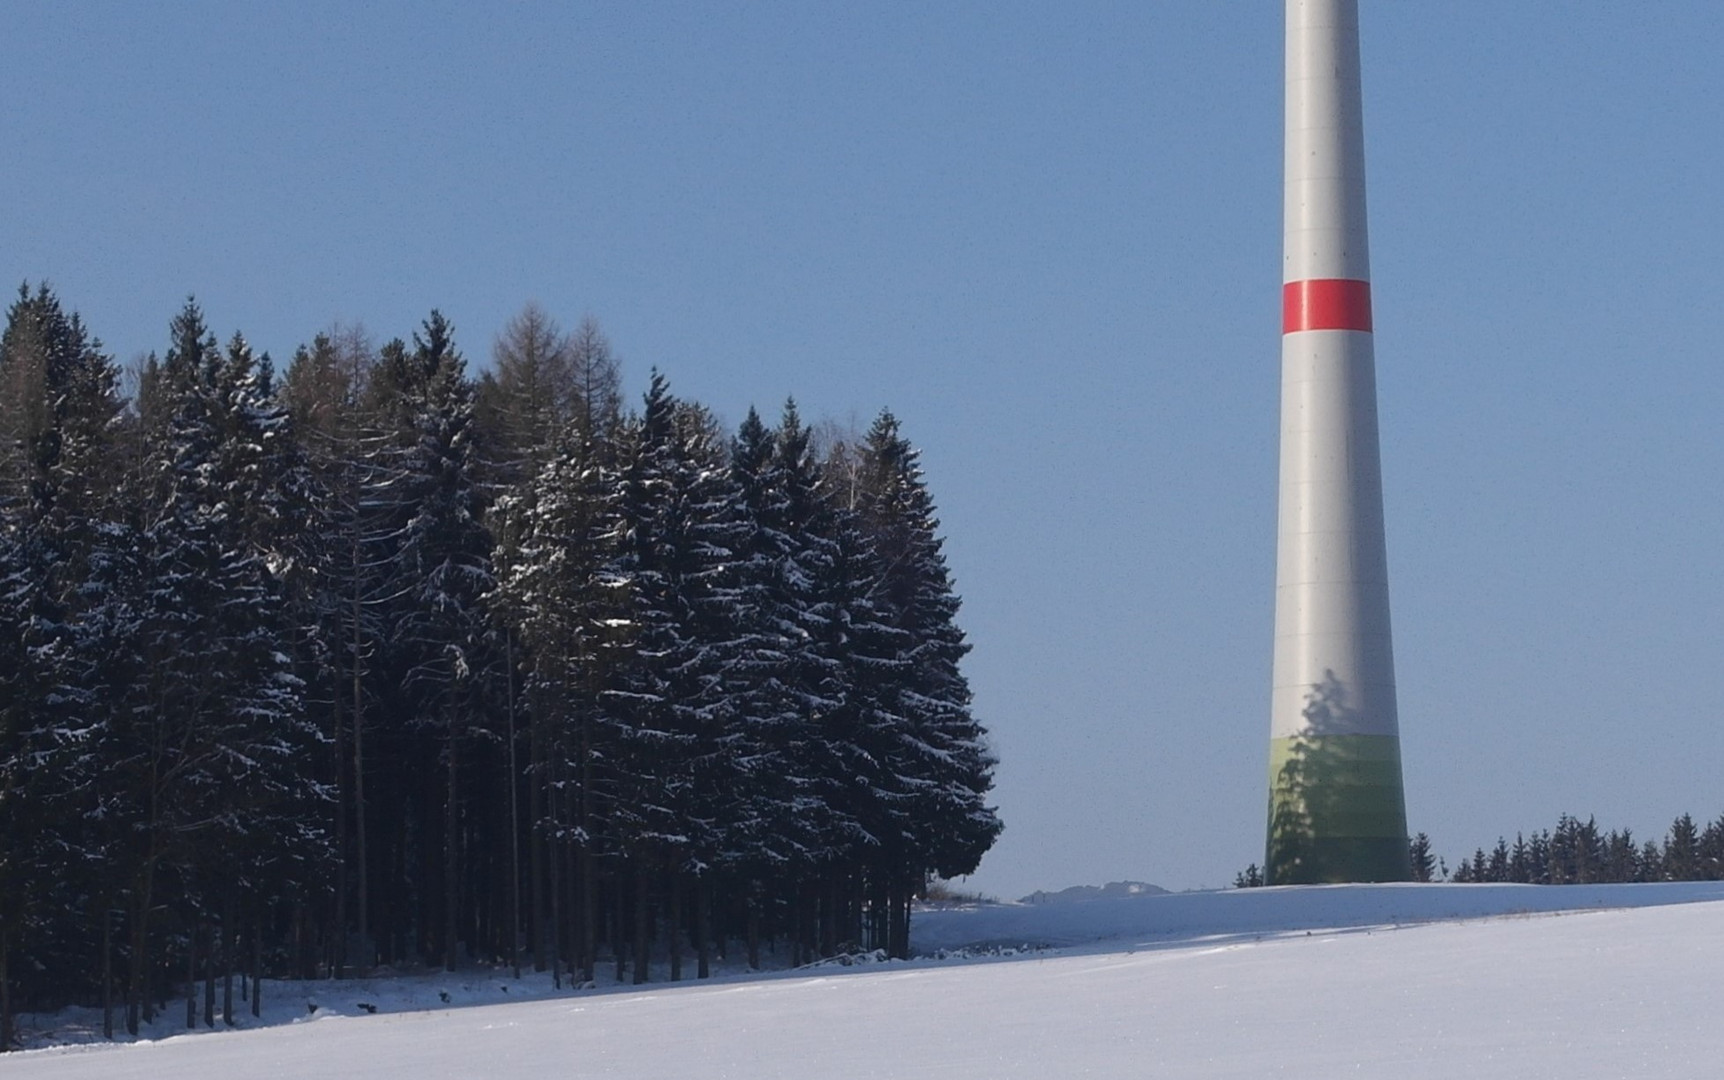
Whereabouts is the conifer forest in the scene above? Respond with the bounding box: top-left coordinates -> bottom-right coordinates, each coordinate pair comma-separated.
0,284 -> 1003,1044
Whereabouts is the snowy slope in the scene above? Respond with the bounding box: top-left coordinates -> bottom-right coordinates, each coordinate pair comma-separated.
11,882 -> 1724,1078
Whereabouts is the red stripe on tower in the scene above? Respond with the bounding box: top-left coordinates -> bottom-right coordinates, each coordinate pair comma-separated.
1282,278 -> 1373,334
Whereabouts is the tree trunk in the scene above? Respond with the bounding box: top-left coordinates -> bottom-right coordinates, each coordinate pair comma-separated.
869,872 -> 889,954
203,919 -> 215,1028
505,631 -> 522,981
578,845 -> 596,985
291,901 -> 307,979
102,909 -> 114,1040
125,923 -> 140,1037
695,876 -> 711,980
747,901 -> 761,971
185,929 -> 197,1029
1,934 -> 12,1052
577,716 -> 596,985
444,725 -> 460,972
612,874 -> 626,984
821,873 -> 838,958
221,896 -> 235,1026
547,797 -> 563,989
529,700 -> 547,974
127,861 -> 157,1036
632,862 -> 650,985
889,882 -> 912,961
330,661 -> 347,979
351,535 -> 369,968
668,870 -> 682,982
250,919 -> 261,1018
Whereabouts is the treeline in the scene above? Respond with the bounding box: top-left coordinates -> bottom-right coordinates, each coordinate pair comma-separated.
1237,812 -> 1724,889
1437,812 -> 1724,885
0,285 -> 1001,1046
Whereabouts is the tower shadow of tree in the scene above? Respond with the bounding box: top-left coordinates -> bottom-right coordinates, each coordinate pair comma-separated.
1266,670 -> 1408,884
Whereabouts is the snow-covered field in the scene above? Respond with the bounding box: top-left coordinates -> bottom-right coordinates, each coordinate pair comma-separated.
12,881 -> 1724,1078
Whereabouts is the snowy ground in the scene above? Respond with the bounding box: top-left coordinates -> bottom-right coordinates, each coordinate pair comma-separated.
11,881 -> 1724,1078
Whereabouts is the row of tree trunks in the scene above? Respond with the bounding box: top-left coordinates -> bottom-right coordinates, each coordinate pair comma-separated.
27,861 -> 910,1053
9,890 -> 284,1046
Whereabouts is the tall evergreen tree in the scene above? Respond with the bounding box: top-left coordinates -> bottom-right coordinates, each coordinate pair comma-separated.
604,374 -> 747,981
855,411 -> 1001,935
494,411 -> 627,982
97,301 -> 329,1033
0,284 -> 125,1044
367,312 -> 498,970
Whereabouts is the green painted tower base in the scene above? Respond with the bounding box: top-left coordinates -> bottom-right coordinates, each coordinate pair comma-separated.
1265,734 -> 1410,884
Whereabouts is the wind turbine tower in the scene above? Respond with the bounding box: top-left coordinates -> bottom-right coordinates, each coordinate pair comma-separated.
1267,0 -> 1411,884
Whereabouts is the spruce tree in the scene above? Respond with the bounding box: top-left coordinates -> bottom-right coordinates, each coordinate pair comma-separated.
0,283 -> 124,1043
604,374 -> 746,981
493,412 -> 627,982
855,411 -> 1001,942
1408,834 -> 1436,882
1665,813 -> 1700,881
97,301 -> 328,1032
376,312 -> 498,970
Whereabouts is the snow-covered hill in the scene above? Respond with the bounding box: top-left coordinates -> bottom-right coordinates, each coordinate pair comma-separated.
12,882 -> 1724,1078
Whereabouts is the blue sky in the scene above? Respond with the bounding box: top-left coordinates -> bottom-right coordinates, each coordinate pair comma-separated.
5,2 -> 1721,896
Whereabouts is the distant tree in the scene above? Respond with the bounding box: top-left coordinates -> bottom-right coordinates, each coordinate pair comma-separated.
1602,829 -> 1636,883
1408,834 -> 1436,883
1526,830 -> 1551,885
1699,816 -> 1724,881
1234,864 -> 1265,889
1638,840 -> 1663,883
566,317 -> 622,443
1483,838 -> 1509,883
1508,834 -> 1531,883
1445,810 -> 1724,888
476,302 -> 574,484
1664,814 -> 1700,881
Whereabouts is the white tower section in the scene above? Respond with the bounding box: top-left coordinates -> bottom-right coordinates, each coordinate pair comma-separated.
1267,0 -> 1409,884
